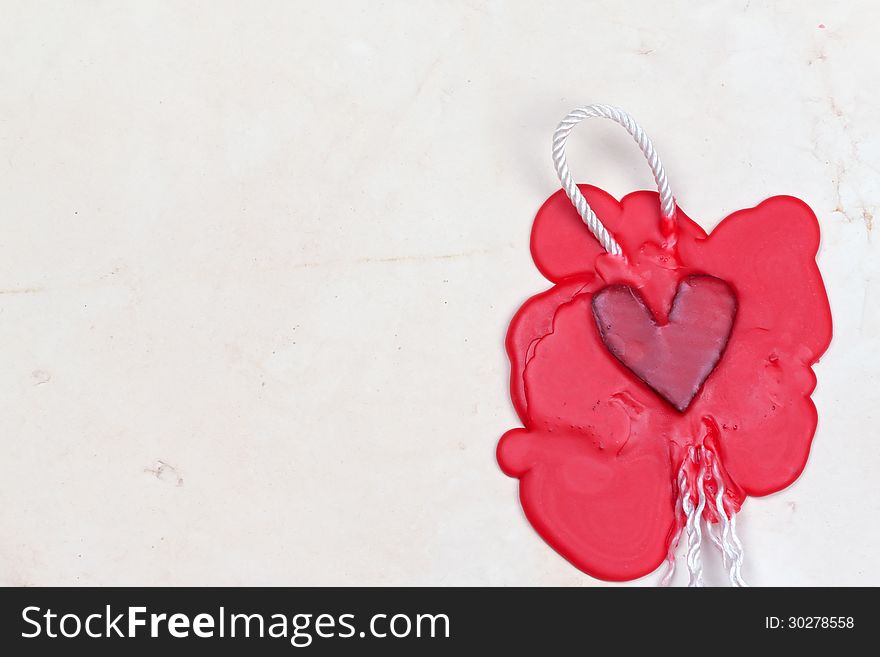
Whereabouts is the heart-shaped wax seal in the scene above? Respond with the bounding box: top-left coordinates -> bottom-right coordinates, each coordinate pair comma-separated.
500,185 -> 831,581
591,275 -> 737,411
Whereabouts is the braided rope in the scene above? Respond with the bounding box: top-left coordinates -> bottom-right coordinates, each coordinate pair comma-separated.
551,104 -> 676,256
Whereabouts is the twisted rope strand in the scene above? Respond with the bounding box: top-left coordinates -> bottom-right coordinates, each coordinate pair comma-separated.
551,104 -> 676,256
728,512 -> 747,586
683,447 -> 707,587
706,449 -> 748,587
704,451 -> 734,580
660,462 -> 688,586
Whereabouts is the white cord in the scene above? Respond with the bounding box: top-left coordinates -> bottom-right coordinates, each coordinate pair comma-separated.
706,450 -> 748,586
551,104 -> 676,256
728,511 -> 748,585
684,446 -> 707,587
662,445 -> 749,587
660,463 -> 687,587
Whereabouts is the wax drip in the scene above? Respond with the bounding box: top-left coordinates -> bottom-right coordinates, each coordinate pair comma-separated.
661,444 -> 747,587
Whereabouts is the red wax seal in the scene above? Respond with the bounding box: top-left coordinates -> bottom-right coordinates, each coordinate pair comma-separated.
497,185 -> 832,581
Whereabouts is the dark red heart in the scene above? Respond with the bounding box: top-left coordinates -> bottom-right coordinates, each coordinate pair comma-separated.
591,275 -> 737,412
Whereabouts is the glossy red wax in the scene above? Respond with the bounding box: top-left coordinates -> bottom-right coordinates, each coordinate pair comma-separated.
497,185 -> 832,581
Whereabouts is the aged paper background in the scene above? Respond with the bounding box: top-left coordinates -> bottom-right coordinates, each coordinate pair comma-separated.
1,1 -> 877,585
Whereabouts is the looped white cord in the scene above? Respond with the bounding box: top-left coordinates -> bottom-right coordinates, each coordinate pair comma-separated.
552,104 -> 676,256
